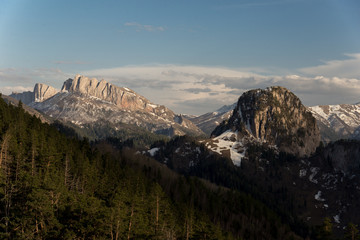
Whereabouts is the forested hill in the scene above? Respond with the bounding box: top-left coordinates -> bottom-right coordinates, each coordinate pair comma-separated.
0,95 -> 301,239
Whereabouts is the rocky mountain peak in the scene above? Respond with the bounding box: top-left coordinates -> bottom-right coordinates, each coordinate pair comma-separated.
34,83 -> 58,102
60,74 -> 152,112
61,78 -> 74,92
62,75 -> 107,95
212,86 -> 321,157
28,74 -> 204,137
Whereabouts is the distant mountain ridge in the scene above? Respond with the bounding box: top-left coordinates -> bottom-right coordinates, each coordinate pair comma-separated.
308,104 -> 360,142
10,75 -> 204,138
184,103 -> 236,136
188,97 -> 360,144
10,83 -> 58,104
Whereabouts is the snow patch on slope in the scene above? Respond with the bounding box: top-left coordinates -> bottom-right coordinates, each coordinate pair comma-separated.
203,130 -> 246,166
315,191 -> 325,202
148,147 -> 160,157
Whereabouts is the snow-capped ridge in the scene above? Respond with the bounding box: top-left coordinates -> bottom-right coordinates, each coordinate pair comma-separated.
309,103 -> 360,142
184,103 -> 236,135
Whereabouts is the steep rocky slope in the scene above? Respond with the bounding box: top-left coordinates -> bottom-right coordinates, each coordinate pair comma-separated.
34,83 -> 59,102
25,75 -> 203,138
206,87 -> 320,164
308,104 -> 360,142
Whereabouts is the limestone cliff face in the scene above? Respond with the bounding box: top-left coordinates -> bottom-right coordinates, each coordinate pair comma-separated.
34,83 -> 58,102
62,75 -> 159,112
212,86 -> 320,157
29,74 -> 204,137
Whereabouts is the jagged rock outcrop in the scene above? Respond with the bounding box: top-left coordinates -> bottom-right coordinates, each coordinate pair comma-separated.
10,83 -> 58,104
61,75 -> 150,111
212,86 -> 321,157
34,83 -> 58,102
61,75 -> 176,114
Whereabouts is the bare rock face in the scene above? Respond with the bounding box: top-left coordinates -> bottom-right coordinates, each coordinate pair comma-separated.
34,83 -> 58,102
212,86 -> 321,157
62,74 -> 158,112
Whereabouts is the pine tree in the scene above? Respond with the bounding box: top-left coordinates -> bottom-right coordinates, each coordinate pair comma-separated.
345,223 -> 360,240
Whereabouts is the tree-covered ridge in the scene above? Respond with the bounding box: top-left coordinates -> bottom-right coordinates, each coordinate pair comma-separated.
0,97 -> 230,239
0,95 -> 313,239
148,135 -> 360,239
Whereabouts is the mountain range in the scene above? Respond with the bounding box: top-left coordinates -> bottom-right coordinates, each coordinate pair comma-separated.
6,75 -> 360,238
189,99 -> 360,144
146,86 -> 360,238
10,75 -> 360,144
10,75 -> 204,140
308,104 -> 360,142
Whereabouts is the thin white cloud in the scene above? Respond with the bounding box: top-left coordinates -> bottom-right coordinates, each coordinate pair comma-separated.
3,54 -> 360,115
0,86 -> 33,95
124,22 -> 165,32
82,63 -> 360,114
300,53 -> 360,78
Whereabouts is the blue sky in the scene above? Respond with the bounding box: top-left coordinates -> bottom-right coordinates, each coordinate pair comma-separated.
1,0 -> 360,114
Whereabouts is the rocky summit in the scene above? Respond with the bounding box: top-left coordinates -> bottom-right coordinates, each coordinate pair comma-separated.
15,75 -> 204,138
210,86 -> 321,158
61,74 -> 156,112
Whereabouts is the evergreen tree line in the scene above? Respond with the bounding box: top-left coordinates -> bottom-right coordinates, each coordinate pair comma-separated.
148,135 -> 360,240
0,98 -> 228,239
